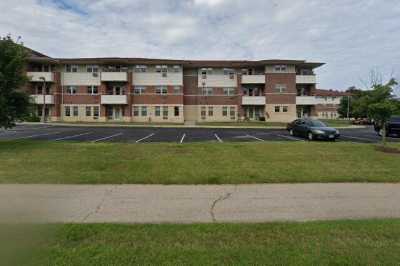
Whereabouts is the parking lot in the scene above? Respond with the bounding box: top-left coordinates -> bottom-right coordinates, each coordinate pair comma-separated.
0,124 -> 399,144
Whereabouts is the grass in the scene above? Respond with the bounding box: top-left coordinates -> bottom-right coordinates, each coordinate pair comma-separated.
0,141 -> 399,184
5,220 -> 400,265
321,119 -> 353,127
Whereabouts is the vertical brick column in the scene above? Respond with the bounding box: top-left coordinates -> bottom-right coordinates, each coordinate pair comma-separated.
127,71 -> 133,120
236,73 -> 244,120
53,72 -> 62,120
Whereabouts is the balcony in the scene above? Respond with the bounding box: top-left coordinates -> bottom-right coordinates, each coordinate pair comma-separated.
31,95 -> 54,104
101,72 -> 128,82
242,96 -> 266,105
27,72 -> 54,82
101,95 -> 127,105
296,96 -> 341,105
241,75 -> 265,84
296,75 -> 316,84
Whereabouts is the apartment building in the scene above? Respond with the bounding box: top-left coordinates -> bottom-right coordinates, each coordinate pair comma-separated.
25,47 -> 341,123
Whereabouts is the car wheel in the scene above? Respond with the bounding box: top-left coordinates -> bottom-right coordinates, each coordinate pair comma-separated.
308,132 -> 313,141
289,129 -> 294,136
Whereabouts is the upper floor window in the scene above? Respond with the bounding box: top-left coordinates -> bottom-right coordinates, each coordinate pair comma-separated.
65,64 -> 78,73
156,65 -> 168,73
223,68 -> 235,79
201,68 -> 213,79
135,65 -> 147,73
156,86 -> 168,95
86,65 -> 99,73
173,86 -> 181,95
275,84 -> 287,93
223,87 -> 236,96
66,86 -> 77,95
133,86 -> 146,95
274,65 -> 287,72
87,85 -> 98,95
173,65 -> 181,73
202,87 -> 213,96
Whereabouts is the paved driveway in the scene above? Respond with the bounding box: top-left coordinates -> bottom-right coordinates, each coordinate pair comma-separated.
1,184 -> 400,223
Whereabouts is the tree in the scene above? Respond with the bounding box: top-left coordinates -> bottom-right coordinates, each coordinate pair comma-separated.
0,35 -> 30,129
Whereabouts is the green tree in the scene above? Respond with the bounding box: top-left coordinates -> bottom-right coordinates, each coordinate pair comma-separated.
0,35 -> 30,129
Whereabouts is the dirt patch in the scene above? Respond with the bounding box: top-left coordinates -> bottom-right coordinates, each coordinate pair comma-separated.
375,145 -> 400,154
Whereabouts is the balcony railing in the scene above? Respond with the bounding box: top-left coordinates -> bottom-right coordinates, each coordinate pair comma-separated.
101,95 -> 128,105
101,72 -> 128,82
27,72 -> 54,82
242,96 -> 266,105
31,95 -> 54,104
296,96 -> 341,105
241,75 -> 265,84
296,75 -> 316,84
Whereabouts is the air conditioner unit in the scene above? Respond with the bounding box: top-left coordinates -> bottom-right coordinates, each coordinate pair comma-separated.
92,72 -> 99,77
162,72 -> 167,77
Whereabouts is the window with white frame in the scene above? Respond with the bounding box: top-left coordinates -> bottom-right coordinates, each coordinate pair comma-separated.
174,106 -> 179,116
173,86 -> 181,95
65,106 -> 71,117
65,64 -> 78,73
67,86 -> 77,95
229,107 -> 235,120
162,106 -> 168,120
156,65 -> 168,73
93,106 -> 99,118
135,65 -> 147,73
85,106 -> 92,117
282,106 -> 288,113
274,65 -> 287,72
87,86 -> 98,95
133,106 -> 139,116
275,84 -> 287,93
133,86 -> 146,95
155,106 -> 161,117
222,106 -> 228,117
208,106 -> 213,117
202,87 -> 213,96
223,87 -> 236,96
201,68 -> 212,79
223,68 -> 235,79
156,86 -> 168,95
86,65 -> 99,73
141,106 -> 147,116
73,106 -> 79,116
173,65 -> 181,73
201,106 -> 206,120
274,106 -> 280,112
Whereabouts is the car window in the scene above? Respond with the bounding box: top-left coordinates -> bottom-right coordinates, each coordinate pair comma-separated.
308,120 -> 327,127
390,116 -> 400,122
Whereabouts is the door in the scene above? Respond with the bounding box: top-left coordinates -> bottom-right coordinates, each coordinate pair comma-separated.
114,106 -> 122,120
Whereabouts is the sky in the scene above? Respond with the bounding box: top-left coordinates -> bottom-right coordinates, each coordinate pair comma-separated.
1,0 -> 400,92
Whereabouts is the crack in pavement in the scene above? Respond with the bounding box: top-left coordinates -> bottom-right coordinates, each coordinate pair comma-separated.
81,185 -> 116,222
210,186 -> 237,222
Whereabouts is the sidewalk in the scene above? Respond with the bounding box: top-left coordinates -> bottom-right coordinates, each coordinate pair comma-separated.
1,183 -> 399,223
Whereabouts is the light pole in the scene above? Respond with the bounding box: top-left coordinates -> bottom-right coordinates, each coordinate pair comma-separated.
346,95 -> 351,120
39,77 -> 46,123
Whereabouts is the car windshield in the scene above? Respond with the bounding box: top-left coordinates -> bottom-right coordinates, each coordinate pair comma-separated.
390,116 -> 400,123
308,120 -> 327,127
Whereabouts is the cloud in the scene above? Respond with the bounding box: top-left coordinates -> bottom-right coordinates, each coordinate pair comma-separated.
1,0 -> 400,90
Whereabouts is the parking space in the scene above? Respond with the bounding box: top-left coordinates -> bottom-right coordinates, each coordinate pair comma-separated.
0,124 -> 399,144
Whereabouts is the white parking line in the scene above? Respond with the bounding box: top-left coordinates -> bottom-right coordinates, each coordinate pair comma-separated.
13,131 -> 62,140
214,133 -> 223,143
340,135 -> 375,142
135,133 -> 155,143
54,132 -> 91,141
180,133 -> 186,144
276,134 -> 304,141
91,133 -> 123,143
246,135 -> 265,142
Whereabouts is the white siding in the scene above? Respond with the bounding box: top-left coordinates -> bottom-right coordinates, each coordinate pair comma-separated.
27,72 -> 54,82
132,72 -> 183,86
62,73 -> 101,86
198,74 -> 237,87
296,75 -> 317,84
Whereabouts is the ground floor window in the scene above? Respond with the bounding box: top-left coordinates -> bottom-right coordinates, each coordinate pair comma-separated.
174,106 -> 179,117
230,107 -> 235,120
208,106 -> 213,117
163,106 -> 168,120
155,106 -> 161,117
222,106 -> 228,117
282,106 -> 288,113
86,106 -> 92,116
65,106 -> 70,117
93,106 -> 99,118
274,106 -> 280,112
201,106 -> 206,120
73,106 -> 79,116
141,106 -> 147,116
133,106 -> 139,116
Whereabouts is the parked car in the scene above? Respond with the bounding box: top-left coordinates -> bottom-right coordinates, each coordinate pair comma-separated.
352,118 -> 373,125
287,118 -> 340,141
374,116 -> 400,137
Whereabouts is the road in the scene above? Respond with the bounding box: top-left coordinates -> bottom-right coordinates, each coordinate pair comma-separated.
1,184 -> 400,223
0,124 -> 399,143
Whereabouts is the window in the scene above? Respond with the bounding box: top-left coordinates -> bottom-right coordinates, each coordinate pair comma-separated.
174,106 -> 180,117
86,65 -> 98,73
93,106 -> 99,118
201,106 -> 206,120
133,86 -> 146,95
65,106 -> 71,117
135,65 -> 147,73
67,86 -> 77,95
202,87 -> 213,96
156,86 -> 168,95
208,106 -> 213,116
223,68 -> 235,79
73,106 -> 79,116
87,86 -> 98,95
173,86 -> 181,95
86,106 -> 92,116
155,106 -> 161,117
162,106 -> 168,120
156,65 -> 168,73
275,84 -> 287,93
229,107 -> 235,120
114,86 -> 124,95
173,65 -> 181,73
133,106 -> 139,116
223,88 -> 236,96
222,106 -> 228,117
201,68 -> 212,79
274,106 -> 280,112
141,106 -> 147,116
274,65 -> 287,72
65,64 -> 78,73
282,106 -> 288,113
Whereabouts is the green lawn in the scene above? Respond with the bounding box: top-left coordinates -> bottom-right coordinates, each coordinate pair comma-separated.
321,119 -> 353,127
6,220 -> 400,265
0,141 -> 399,184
